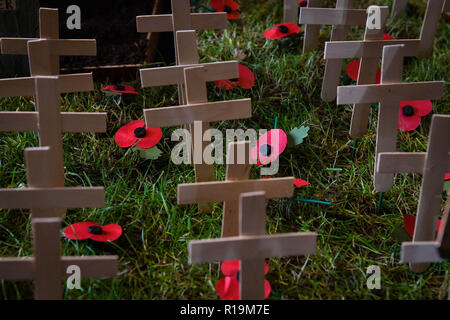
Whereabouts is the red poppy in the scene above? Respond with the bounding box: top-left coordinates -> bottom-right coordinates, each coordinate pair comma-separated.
403,214 -> 442,239
102,84 -> 140,95
346,34 -> 394,83
216,260 -> 271,300
298,0 -> 308,7
397,100 -> 432,132
210,0 -> 241,20
64,222 -> 122,242
114,120 -> 162,149
215,64 -> 255,90
264,23 -> 301,39
251,129 -> 288,165
445,173 -> 450,180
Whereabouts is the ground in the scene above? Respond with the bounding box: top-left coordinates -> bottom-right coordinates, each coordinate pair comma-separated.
0,0 -> 449,300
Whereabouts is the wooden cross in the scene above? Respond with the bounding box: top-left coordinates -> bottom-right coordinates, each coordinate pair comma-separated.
321,6 -> 389,102
1,7 -> 96,75
0,75 -> 107,217
337,44 -> 444,192
325,0 -> 444,136
0,215 -> 117,300
283,0 -> 303,23
137,0 -> 227,104
178,141 -> 294,237
299,0 -> 369,53
376,114 -> 450,272
189,191 -> 317,300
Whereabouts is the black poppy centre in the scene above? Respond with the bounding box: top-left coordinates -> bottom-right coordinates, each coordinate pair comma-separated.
134,127 -> 147,138
114,84 -> 126,91
224,5 -> 232,13
88,226 -> 103,235
278,25 -> 289,34
402,105 -> 415,117
299,0 -> 308,7
259,144 -> 272,156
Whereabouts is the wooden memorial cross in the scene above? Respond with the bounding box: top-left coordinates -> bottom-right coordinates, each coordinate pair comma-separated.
391,0 -> 408,18
137,0 -> 227,104
189,191 -> 317,300
0,215 -> 117,299
337,44 -> 444,192
178,141 -> 294,237
376,114 -> 450,272
1,7 -> 96,76
0,75 -> 106,217
299,0 -> 369,53
321,6 -> 389,102
324,0 -> 444,111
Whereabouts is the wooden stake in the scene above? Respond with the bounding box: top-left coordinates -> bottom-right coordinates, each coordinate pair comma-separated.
284,0 -> 299,23
391,0 -> 407,18
300,0 -> 323,52
188,191 -> 317,300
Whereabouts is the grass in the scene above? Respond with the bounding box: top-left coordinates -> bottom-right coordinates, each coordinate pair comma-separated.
0,0 -> 449,300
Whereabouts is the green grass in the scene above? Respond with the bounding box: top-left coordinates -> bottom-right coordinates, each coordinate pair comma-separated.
1,0 -> 449,300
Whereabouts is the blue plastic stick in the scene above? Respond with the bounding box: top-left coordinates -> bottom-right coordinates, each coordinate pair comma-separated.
288,197 -> 332,205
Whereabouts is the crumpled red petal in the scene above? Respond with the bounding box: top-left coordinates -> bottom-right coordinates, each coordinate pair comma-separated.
64,222 -> 99,240
264,23 -> 301,39
227,11 -> 241,20
221,260 -> 240,276
216,276 -> 239,300
383,33 -> 394,40
294,179 -> 310,187
114,120 -> 144,148
136,127 -> 163,149
445,173 -> 450,180
102,85 -> 139,95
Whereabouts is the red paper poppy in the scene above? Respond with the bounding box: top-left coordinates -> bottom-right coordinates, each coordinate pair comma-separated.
215,64 -> 255,90
397,100 -> 432,132
216,260 -> 271,300
445,173 -> 450,180
64,222 -> 122,242
383,33 -> 394,40
102,84 -> 140,95
251,129 -> 288,165
264,23 -> 301,39
210,0 -> 241,20
114,120 -> 162,149
298,0 -> 308,7
403,214 -> 442,239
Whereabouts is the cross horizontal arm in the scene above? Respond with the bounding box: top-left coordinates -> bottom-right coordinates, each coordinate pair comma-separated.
0,73 -> 94,97
337,81 -> 444,105
401,242 -> 446,263
144,99 -> 251,127
178,177 -> 294,204
140,61 -> 238,88
324,39 -> 421,59
0,256 -> 118,280
0,187 -> 105,209
299,8 -> 367,26
377,152 -> 450,174
189,232 -> 317,264
0,112 -> 107,133
1,38 -> 96,56
136,12 -> 227,33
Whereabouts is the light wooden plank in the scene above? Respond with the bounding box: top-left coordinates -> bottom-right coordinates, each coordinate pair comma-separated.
284,0 -> 298,23
301,0 -> 323,52
58,73 -> 94,92
337,81 -> 444,105
178,177 -> 294,204
39,8 -> 59,39
391,0 -> 407,18
1,38 -> 37,55
144,99 -> 251,128
176,30 -> 199,66
324,39 -> 421,59
140,61 -> 238,87
32,217 -> 62,300
190,13 -> 227,30
49,39 -> 97,56
401,242 -> 445,263
0,187 -> 105,209
0,112 -> 106,133
0,77 -> 35,97
136,14 -> 173,33
28,40 -> 54,76
61,256 -> 118,278
419,0 -> 445,56
0,258 -> 33,280
25,147 -> 53,188
299,8 -> 367,26
377,153 -> 450,174
189,232 -> 317,264
222,142 -> 252,237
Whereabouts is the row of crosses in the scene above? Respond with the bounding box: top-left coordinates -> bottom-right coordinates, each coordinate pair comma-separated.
0,8 -> 117,299
136,0 -> 318,299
